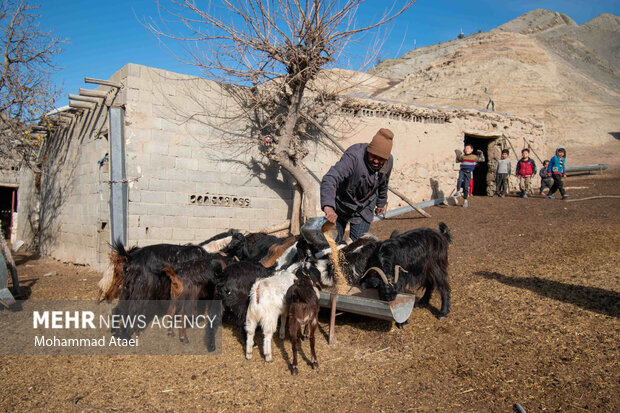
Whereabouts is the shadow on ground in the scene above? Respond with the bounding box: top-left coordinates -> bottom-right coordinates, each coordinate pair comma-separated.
477,271 -> 620,318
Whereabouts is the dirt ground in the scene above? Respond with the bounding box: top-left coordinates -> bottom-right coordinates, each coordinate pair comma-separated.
1,169 -> 619,412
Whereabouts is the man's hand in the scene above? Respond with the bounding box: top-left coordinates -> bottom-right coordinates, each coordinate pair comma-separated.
375,206 -> 386,216
323,206 -> 338,224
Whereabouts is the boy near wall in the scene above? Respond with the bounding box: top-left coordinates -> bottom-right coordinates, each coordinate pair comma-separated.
515,148 -> 537,198
495,149 -> 511,197
455,144 -> 485,208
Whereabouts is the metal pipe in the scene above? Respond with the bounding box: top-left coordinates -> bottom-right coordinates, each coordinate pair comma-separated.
109,107 -> 127,245
565,164 -> 608,173
374,196 -> 454,221
45,105 -> 71,116
85,77 -> 122,88
79,88 -> 108,98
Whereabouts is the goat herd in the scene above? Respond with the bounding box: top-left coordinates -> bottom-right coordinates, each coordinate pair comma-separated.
98,223 -> 452,375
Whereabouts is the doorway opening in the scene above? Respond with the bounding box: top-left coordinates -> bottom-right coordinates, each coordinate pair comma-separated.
0,186 -> 18,240
463,135 -> 495,196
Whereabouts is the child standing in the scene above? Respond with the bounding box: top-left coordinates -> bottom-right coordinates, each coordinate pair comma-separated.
455,144 -> 485,207
515,148 -> 537,198
495,149 -> 511,197
539,160 -> 553,196
547,147 -> 569,199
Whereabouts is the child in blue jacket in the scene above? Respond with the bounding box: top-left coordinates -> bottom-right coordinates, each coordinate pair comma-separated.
547,147 -> 569,199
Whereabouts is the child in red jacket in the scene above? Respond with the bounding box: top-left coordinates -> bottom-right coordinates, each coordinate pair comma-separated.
515,149 -> 537,198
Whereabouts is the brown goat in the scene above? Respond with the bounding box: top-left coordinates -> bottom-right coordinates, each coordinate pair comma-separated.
97,250 -> 126,302
162,257 -> 225,344
163,265 -> 190,343
258,236 -> 298,267
286,273 -> 321,375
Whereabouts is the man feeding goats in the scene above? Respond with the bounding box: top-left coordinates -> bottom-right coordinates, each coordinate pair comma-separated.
320,128 -> 394,243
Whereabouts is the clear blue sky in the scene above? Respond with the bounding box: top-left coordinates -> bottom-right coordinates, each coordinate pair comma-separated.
38,0 -> 619,108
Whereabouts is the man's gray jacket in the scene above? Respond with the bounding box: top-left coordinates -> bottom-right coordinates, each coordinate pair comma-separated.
320,143 -> 393,224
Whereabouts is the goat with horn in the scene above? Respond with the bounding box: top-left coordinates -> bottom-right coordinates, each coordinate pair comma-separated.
361,223 -> 452,321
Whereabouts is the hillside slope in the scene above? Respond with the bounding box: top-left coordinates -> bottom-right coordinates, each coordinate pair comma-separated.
367,9 -> 620,149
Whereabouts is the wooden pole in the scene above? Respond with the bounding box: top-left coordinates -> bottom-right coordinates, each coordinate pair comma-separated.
79,88 -> 108,98
252,220 -> 291,235
290,184 -> 302,235
69,94 -> 102,104
328,293 -> 338,345
69,101 -> 95,110
84,77 -> 122,88
387,187 -> 431,218
0,227 -> 19,297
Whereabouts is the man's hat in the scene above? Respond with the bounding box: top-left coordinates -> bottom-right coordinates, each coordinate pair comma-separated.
367,128 -> 394,159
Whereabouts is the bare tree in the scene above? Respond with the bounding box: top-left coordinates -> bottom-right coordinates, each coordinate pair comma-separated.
0,0 -> 64,167
147,0 -> 415,221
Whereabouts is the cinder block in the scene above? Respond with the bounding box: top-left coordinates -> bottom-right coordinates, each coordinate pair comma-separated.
141,191 -> 167,204
209,217 -> 231,229
128,227 -> 145,241
144,141 -> 169,156
147,203 -> 175,216
175,157 -> 198,171
165,191 -> 187,205
198,162 -> 218,173
134,214 -> 160,228
231,219 -> 252,232
128,203 -> 148,215
172,227 -> 195,241
187,216 -> 213,229
145,227 -> 173,240
192,206 -> 217,217
170,145 -> 193,158
215,208 -> 235,218
148,153 -> 176,169
166,168 -> 188,181
164,216 -> 188,228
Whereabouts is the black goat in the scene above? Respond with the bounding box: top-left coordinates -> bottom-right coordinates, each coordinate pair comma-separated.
361,223 -> 452,319
221,232 -> 283,262
111,241 -> 216,338
215,261 -> 270,328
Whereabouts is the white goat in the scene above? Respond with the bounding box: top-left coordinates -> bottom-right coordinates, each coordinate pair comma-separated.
245,262 -> 301,362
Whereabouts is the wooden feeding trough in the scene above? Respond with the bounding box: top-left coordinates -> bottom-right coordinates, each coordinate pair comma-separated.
319,287 -> 415,344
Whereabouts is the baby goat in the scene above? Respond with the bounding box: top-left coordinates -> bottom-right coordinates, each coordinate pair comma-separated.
286,272 -> 321,375
245,262 -> 303,362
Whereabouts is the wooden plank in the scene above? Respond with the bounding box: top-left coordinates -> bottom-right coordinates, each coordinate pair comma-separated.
329,293 -> 338,345
84,77 -> 122,88
79,88 -> 108,98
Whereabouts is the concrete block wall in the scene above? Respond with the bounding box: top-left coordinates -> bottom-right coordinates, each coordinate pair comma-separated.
35,125 -> 111,270
123,64 -> 294,247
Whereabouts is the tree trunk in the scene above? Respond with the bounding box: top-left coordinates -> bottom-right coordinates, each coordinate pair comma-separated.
272,153 -> 319,222
0,228 -> 19,297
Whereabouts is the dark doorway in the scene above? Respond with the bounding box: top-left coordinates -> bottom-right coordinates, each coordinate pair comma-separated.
0,186 -> 17,239
463,135 -> 489,196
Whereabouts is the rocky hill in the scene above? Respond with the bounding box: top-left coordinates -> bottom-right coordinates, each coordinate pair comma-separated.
366,9 -> 620,150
